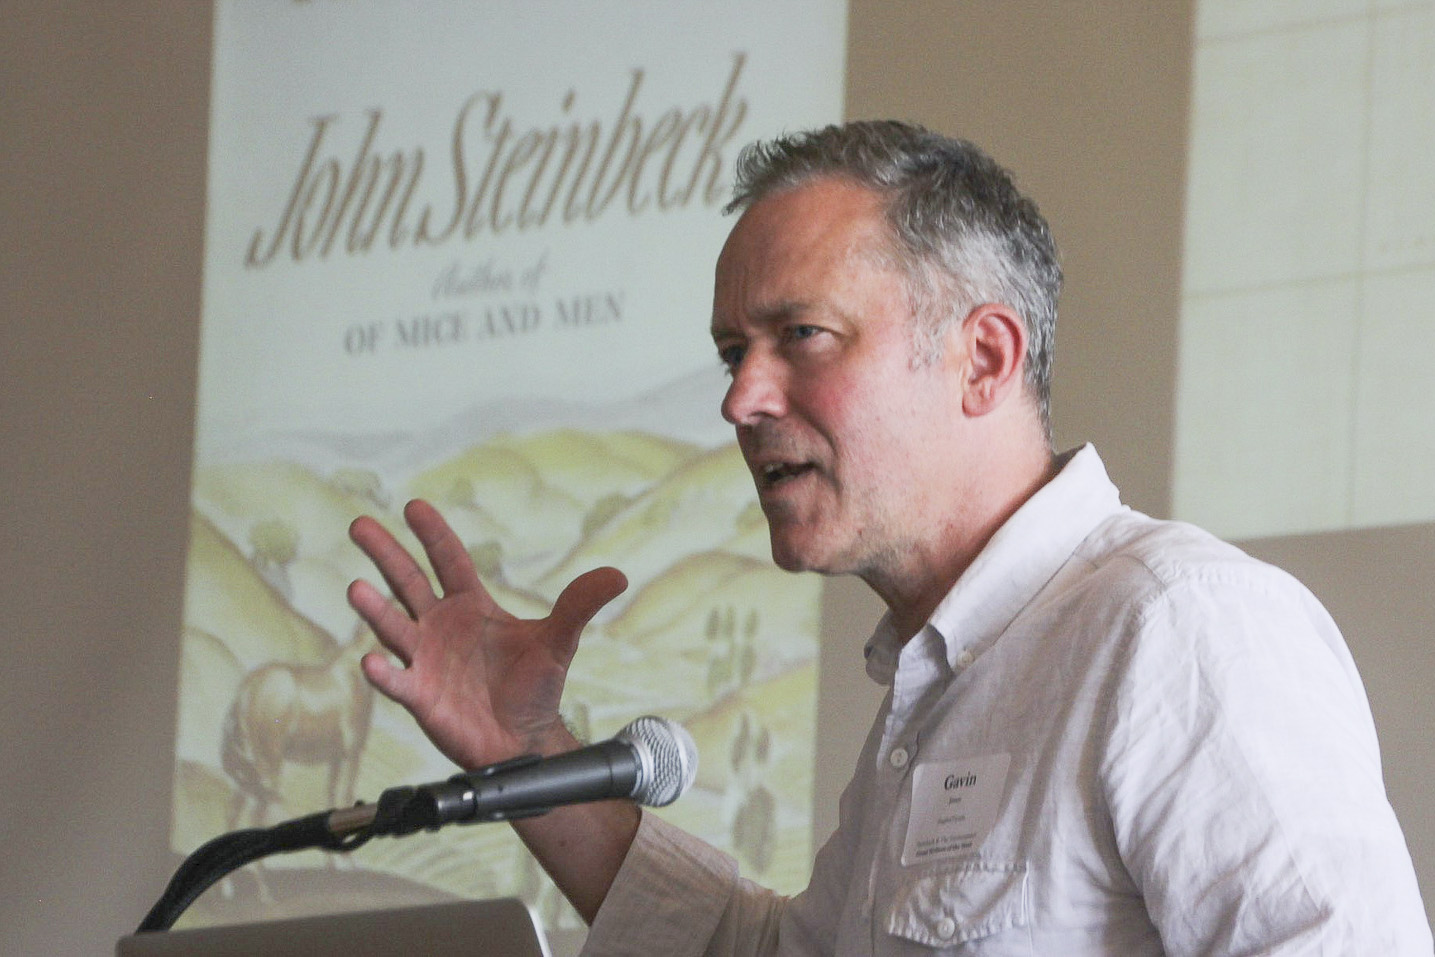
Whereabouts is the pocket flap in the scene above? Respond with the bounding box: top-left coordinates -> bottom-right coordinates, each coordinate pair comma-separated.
887,861 -> 1030,947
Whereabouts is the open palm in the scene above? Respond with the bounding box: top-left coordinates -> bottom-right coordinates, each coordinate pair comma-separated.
347,499 -> 627,770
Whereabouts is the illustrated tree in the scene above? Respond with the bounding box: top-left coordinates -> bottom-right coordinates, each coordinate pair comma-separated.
249,517 -> 299,598
446,476 -> 476,509
733,785 -> 777,872
707,604 -> 762,695
332,467 -> 390,509
582,492 -> 630,540
467,539 -> 505,585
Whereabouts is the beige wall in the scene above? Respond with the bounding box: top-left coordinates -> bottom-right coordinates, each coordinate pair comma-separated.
2,3 -> 1429,953
2,4 -> 211,955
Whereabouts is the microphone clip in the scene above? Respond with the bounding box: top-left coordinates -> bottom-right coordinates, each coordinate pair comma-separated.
410,753 -> 552,829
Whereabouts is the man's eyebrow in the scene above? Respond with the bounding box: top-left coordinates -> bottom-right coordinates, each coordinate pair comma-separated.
710,301 -> 809,340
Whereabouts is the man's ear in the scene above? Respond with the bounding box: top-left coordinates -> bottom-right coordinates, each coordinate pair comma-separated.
958,303 -> 1028,417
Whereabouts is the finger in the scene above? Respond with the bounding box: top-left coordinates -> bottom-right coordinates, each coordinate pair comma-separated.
347,578 -> 420,664
403,499 -> 490,603
547,566 -> 628,660
360,650 -> 419,710
350,514 -> 438,617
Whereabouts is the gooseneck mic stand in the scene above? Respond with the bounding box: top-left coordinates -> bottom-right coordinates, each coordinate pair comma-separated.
137,715 -> 697,934
136,775 -> 457,933
137,752 -> 564,932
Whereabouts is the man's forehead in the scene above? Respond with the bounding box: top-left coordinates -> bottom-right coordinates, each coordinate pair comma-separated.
710,181 -> 901,333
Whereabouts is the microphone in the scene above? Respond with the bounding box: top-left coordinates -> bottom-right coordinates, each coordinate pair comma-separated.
343,715 -> 699,837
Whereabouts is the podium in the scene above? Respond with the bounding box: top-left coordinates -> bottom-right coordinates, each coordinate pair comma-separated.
116,898 -> 551,956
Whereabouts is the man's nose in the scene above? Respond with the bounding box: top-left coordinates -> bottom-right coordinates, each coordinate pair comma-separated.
721,350 -> 787,426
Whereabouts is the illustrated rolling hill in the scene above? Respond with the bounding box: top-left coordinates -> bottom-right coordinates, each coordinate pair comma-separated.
536,442 -> 757,597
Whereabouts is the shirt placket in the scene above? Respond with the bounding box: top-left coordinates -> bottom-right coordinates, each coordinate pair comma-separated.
861,627 -> 950,954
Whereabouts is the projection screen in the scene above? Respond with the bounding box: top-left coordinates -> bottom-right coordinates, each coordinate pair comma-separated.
175,0 -> 845,932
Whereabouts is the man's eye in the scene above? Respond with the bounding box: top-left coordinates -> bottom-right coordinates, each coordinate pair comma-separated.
784,324 -> 821,343
717,344 -> 745,372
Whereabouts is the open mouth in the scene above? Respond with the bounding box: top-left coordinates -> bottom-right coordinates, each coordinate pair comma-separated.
759,461 -> 815,489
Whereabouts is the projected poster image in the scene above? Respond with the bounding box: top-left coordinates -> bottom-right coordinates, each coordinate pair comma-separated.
174,0 -> 844,928
1176,1 -> 1435,541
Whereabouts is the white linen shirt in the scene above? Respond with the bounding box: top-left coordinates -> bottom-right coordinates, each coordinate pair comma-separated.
584,446 -> 1432,955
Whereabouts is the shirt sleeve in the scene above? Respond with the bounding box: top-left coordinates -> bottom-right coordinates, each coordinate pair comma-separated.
584,723 -> 880,956
584,804 -> 864,955
1101,565 -> 1433,955
583,810 -> 746,956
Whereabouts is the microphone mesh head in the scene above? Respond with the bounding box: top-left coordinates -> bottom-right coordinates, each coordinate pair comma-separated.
617,715 -> 699,807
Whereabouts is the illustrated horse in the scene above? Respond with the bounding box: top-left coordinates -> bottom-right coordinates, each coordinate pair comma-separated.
221,628 -> 376,831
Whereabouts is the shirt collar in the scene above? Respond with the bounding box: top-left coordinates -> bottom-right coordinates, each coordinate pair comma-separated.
865,444 -> 1125,684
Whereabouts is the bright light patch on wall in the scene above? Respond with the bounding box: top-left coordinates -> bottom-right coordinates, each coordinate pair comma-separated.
176,0 -> 845,930
1175,1 -> 1435,540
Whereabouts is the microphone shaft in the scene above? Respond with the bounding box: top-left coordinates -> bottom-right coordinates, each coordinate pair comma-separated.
420,740 -> 642,826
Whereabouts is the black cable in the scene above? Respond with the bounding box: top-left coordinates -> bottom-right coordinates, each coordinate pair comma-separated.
135,810 -> 373,933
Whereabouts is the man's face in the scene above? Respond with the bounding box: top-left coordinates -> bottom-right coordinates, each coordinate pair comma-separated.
711,177 -> 968,578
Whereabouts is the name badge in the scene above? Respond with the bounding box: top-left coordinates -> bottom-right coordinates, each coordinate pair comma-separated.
901,753 -> 1010,867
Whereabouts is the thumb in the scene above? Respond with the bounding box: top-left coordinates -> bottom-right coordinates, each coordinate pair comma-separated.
548,566 -> 628,649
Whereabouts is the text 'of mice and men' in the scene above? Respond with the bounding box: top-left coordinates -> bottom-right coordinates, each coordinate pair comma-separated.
245,54 -> 749,269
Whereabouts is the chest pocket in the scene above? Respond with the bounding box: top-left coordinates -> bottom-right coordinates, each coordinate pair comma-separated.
886,861 -> 1031,949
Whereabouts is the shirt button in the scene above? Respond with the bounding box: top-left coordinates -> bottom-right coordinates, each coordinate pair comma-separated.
889,747 -> 910,769
937,917 -> 957,939
955,649 -> 975,669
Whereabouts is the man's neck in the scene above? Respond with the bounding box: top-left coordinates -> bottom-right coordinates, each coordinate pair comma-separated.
868,441 -> 1058,642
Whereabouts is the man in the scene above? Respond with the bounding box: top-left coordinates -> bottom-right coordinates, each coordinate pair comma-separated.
348,122 -> 1431,953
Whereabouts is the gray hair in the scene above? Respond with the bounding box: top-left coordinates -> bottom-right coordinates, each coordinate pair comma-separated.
725,120 -> 1061,439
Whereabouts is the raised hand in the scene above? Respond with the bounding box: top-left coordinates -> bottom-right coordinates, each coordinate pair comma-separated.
346,499 -> 627,770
